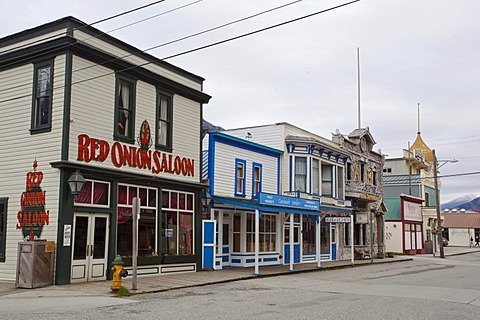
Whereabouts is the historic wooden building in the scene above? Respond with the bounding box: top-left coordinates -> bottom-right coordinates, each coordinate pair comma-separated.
0,17 -> 210,284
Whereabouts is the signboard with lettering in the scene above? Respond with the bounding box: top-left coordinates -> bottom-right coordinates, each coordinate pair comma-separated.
258,193 -> 319,211
325,216 -> 351,223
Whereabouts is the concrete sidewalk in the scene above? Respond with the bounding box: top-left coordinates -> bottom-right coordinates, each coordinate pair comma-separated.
1,246 -> 478,298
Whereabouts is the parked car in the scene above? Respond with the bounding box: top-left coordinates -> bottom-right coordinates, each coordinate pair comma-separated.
442,237 -> 449,247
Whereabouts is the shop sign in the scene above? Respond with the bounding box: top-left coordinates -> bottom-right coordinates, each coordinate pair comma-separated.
16,160 -> 50,240
325,216 -> 351,223
258,193 -> 319,211
77,134 -> 195,177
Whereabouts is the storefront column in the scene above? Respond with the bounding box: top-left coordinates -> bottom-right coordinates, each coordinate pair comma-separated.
289,214 -> 294,271
316,216 -> 321,268
254,209 -> 260,275
351,214 -> 354,265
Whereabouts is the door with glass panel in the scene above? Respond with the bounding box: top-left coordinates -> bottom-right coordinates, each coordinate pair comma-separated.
284,215 -> 301,264
71,213 -> 109,283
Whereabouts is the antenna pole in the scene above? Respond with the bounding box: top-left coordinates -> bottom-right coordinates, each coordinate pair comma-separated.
357,47 -> 361,129
417,102 -> 420,134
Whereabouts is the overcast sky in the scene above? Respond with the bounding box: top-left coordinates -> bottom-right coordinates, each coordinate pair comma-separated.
1,0 -> 479,203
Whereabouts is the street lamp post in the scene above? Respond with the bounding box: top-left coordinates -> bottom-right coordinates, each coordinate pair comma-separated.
432,150 -> 458,259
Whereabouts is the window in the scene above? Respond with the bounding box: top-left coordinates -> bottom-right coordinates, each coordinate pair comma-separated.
322,164 -> 333,196
0,198 -> 7,262
337,166 -> 344,198
345,222 -> 366,245
74,180 -> 110,207
115,76 -> 136,142
294,157 -> 307,192
233,214 -> 241,252
347,162 -> 353,181
117,184 -> 157,257
360,163 -> 365,182
235,159 -> 246,197
302,215 -> 316,254
31,61 -> 53,133
246,213 -> 276,252
156,91 -> 173,150
383,167 -> 392,173
252,163 -> 262,196
372,170 -> 377,186
161,190 -> 194,256
312,159 -> 320,195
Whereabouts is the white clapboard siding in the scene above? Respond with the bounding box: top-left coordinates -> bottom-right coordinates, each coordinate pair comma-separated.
0,29 -> 67,55
69,55 -> 201,184
212,142 -> 278,198
0,56 -> 66,280
73,30 -> 202,91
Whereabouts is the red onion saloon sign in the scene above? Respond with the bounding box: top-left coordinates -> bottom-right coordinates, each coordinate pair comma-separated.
76,134 -> 195,177
17,161 -> 50,240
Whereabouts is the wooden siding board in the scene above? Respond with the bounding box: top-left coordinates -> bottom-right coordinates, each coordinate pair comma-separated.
68,56 -> 201,184
73,30 -> 202,91
213,142 -> 278,198
0,54 -> 66,280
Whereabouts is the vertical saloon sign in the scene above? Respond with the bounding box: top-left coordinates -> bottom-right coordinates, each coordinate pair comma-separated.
17,161 -> 50,240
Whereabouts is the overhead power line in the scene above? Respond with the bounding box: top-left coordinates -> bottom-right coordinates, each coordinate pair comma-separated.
0,0 -> 167,55
0,0 -> 300,97
0,0 -> 355,104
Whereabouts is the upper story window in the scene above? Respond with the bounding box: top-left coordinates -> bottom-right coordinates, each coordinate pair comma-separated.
347,162 -> 353,180
294,157 -> 307,192
337,166 -> 344,199
114,76 -> 136,143
31,61 -> 53,133
252,163 -> 262,196
156,91 -> 173,150
312,159 -> 320,195
383,167 -> 392,173
360,163 -> 365,182
235,159 -> 246,197
322,164 -> 333,196
0,198 -> 7,262
74,180 -> 110,207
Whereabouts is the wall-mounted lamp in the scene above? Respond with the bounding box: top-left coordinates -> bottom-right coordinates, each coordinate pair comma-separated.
68,169 -> 85,200
200,190 -> 212,209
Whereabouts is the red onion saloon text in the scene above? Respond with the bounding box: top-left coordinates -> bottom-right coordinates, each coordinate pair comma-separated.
77,134 -> 195,177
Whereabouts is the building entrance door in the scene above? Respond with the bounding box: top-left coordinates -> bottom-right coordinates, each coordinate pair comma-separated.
284,224 -> 300,264
71,213 -> 110,283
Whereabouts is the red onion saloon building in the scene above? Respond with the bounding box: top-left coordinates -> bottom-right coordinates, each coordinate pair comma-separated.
0,17 -> 211,284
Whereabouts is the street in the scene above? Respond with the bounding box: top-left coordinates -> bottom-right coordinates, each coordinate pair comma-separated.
3,253 -> 480,319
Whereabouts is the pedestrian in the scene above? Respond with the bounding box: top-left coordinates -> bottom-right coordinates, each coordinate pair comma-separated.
475,236 -> 480,247
470,236 -> 474,248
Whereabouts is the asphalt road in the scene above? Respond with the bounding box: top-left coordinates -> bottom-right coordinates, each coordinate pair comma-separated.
3,253 -> 480,320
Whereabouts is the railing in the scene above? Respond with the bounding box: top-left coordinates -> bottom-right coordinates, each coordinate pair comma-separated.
345,180 -> 381,198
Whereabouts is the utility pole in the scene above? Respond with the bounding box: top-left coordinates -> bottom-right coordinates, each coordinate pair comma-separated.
433,150 -> 445,258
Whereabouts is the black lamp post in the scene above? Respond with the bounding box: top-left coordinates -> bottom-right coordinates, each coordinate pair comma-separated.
67,170 -> 85,200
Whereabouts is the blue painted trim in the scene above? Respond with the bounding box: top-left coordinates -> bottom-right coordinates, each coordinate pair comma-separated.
230,253 -> 280,256
263,257 -> 278,262
231,259 -> 242,263
212,196 -> 322,215
208,135 -> 216,196
251,162 -> 262,197
277,156 -> 281,194
210,132 -> 283,157
234,158 -> 247,197
289,155 -> 293,191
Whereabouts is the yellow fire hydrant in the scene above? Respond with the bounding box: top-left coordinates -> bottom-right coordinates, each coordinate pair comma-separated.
111,255 -> 128,292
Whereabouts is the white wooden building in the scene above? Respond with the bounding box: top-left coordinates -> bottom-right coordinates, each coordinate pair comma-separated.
0,17 -> 210,284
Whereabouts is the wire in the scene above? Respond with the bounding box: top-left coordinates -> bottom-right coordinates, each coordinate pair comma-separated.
0,0 -> 203,95
0,0 -> 299,97
0,0 -> 355,104
0,0 -> 167,56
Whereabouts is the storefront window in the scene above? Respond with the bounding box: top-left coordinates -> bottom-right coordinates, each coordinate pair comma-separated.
161,190 -> 194,256
75,180 -> 110,207
233,214 -> 241,252
302,215 -> 316,254
117,184 -> 157,257
320,220 -> 330,254
246,213 -> 276,253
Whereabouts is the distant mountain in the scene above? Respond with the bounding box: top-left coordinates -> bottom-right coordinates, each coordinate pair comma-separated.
202,119 -> 224,133
441,194 -> 478,210
457,198 -> 480,211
